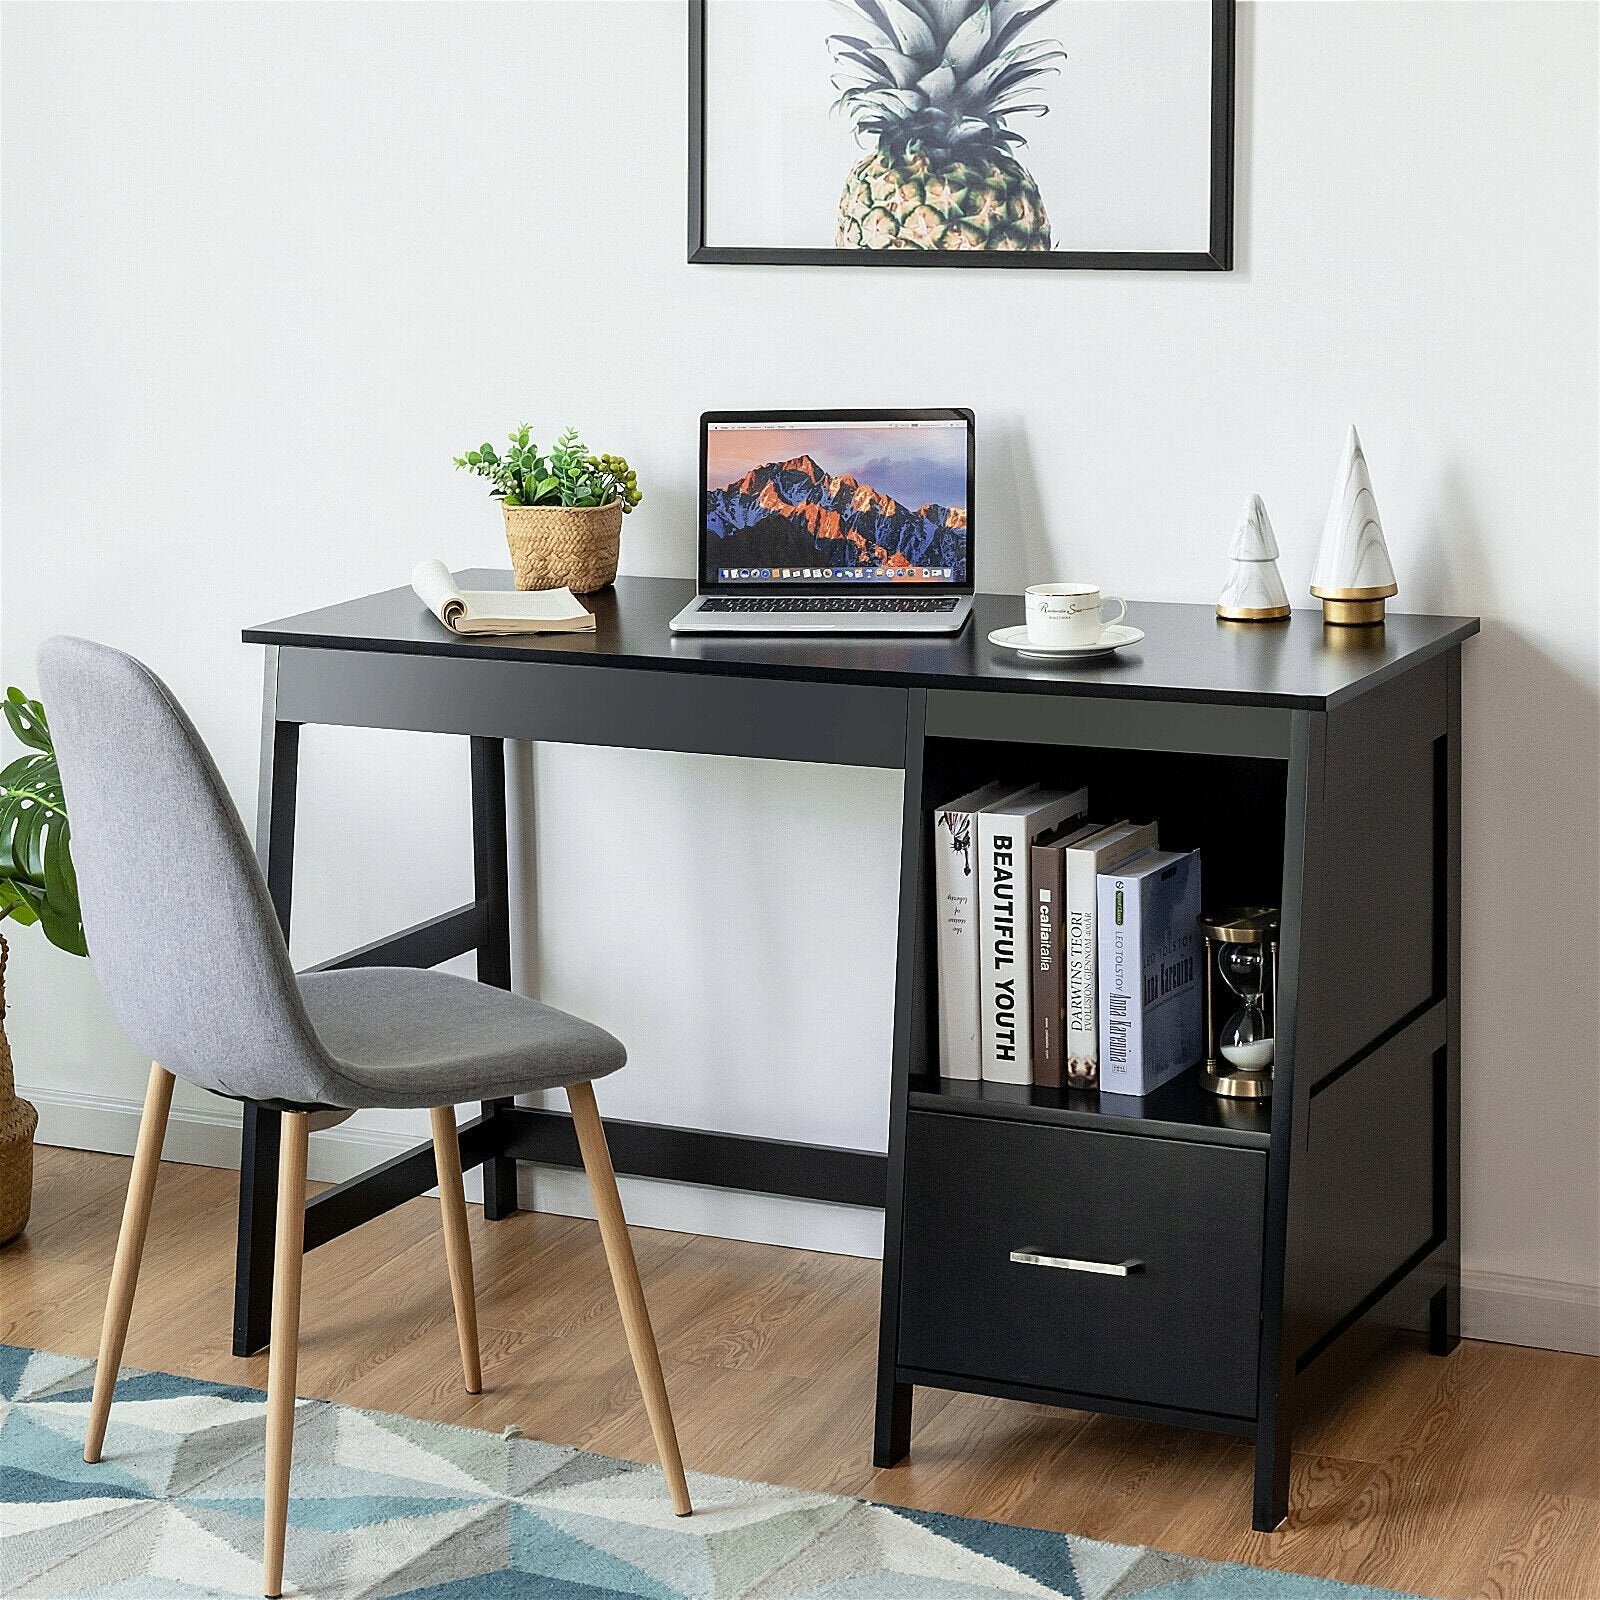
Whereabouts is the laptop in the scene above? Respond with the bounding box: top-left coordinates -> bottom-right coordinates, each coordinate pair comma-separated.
670,408 -> 975,635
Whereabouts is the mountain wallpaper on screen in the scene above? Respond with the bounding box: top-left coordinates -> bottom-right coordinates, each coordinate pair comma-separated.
705,455 -> 968,579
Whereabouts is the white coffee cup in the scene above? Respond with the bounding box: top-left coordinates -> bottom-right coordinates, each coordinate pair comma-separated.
1025,583 -> 1127,648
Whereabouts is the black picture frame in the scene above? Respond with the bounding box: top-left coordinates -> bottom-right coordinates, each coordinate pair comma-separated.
688,0 -> 1235,272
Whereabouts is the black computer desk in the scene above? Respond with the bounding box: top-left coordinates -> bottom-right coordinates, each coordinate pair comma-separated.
241,571 -> 1477,1529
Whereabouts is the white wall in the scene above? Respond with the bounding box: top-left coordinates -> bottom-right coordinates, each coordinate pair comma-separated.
3,2 -> 1596,1347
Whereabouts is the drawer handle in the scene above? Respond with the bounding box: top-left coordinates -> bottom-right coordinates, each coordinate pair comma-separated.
1009,1249 -> 1144,1277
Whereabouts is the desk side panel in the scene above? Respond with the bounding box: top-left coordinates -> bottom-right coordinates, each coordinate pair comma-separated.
273,647 -> 909,768
1283,651 -> 1456,1392
1313,658 -> 1447,1078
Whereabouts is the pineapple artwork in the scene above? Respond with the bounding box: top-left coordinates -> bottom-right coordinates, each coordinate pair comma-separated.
828,0 -> 1068,252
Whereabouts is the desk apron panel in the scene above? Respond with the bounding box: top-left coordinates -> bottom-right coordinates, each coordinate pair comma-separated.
271,646 -> 910,768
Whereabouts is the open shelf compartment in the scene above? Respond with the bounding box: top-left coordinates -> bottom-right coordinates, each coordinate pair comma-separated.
912,731 -> 1288,1147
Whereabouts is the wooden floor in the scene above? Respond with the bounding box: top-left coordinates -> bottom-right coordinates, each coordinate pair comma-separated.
4,1146 -> 1597,1599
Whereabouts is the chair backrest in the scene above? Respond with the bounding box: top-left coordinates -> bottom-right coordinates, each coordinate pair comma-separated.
37,637 -> 339,1106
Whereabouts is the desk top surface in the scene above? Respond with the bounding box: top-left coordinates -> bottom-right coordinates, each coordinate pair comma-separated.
245,572 -> 1478,710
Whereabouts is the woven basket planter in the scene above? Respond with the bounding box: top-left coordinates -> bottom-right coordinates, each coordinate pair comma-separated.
0,934 -> 38,1247
503,501 -> 622,595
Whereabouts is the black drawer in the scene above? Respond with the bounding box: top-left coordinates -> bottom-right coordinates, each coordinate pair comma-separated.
898,1112 -> 1266,1419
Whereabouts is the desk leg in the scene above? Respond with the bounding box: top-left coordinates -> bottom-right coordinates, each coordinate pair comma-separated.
874,691 -> 926,1467
235,1102 -> 281,1356
236,655 -> 299,1356
472,736 -> 518,1221
1251,710 -> 1325,1532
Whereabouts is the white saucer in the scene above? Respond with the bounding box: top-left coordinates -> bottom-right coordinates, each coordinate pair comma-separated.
988,623 -> 1145,661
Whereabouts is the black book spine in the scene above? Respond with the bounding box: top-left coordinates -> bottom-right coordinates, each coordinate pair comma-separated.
1033,841 -> 1067,1089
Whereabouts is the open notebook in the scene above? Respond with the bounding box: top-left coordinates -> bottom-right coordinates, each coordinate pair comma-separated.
412,559 -> 596,635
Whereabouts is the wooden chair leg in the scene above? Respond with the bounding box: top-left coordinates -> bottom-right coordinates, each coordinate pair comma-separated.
567,1080 -> 691,1517
263,1111 -> 309,1600
429,1105 -> 482,1394
84,1063 -> 175,1464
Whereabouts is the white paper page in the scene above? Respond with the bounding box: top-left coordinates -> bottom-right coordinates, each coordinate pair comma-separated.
454,587 -> 589,623
411,558 -> 467,629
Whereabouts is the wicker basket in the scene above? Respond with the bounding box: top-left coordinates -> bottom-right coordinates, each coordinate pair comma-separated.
0,933 -> 38,1248
502,501 -> 623,595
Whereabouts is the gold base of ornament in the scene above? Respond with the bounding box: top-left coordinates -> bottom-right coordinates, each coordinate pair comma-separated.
1319,597 -> 1387,625
1216,602 -> 1292,622
1311,582 -> 1397,626
1202,1061 -> 1274,1100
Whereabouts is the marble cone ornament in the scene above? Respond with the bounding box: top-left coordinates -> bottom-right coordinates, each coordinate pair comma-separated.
1217,495 -> 1291,621
1311,425 -> 1398,624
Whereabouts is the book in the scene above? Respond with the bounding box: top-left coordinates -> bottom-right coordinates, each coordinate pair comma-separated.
1031,820 -> 1110,1089
1097,849 -> 1204,1097
1062,820 -> 1160,1088
978,785 -> 1089,1083
932,782 -> 1027,1079
411,559 -> 596,635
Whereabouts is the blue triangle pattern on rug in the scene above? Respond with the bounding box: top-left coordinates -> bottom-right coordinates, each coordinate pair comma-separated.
41,1368 -> 267,1407
885,1503 -> 1083,1596
1,1461 -> 150,1507
0,1343 -> 1431,1600
0,1342 -> 35,1400
388,1576 -> 661,1600
508,1502 -> 680,1599
0,1409 -> 155,1501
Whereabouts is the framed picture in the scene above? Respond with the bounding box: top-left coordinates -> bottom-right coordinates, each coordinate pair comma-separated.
689,0 -> 1235,270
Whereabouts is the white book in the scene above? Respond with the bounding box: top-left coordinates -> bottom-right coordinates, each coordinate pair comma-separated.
979,785 -> 1089,1083
932,782 -> 1028,1079
412,559 -> 596,635
1098,849 -> 1204,1097
1063,821 -> 1160,1087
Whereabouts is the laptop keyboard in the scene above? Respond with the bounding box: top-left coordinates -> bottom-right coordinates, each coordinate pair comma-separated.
699,596 -> 960,614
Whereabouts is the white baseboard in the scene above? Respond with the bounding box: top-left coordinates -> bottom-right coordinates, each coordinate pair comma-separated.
19,1082 -> 884,1258
511,1163 -> 883,1257
23,1082 -> 426,1188
21,1084 -> 1596,1352
1458,1268 -> 1599,1357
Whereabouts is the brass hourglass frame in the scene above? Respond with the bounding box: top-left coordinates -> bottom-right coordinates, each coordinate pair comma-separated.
1200,907 -> 1280,1100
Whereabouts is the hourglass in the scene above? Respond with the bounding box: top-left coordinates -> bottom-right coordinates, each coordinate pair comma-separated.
1199,909 -> 1279,1099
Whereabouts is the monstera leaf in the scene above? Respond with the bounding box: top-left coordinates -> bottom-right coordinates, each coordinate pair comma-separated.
0,688 -> 86,956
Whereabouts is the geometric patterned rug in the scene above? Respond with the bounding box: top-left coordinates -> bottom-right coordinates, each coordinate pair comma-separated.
0,1345 -> 1428,1598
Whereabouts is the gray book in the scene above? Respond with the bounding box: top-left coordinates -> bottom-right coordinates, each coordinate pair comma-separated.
1099,849 -> 1204,1097
932,782 -> 1028,1079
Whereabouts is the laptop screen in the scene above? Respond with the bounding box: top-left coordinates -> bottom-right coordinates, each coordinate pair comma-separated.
701,410 -> 973,589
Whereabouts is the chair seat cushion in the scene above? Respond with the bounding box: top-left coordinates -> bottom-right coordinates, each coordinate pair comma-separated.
296,968 -> 625,1110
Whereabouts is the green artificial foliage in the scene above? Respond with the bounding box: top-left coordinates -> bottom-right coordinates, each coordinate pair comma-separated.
0,688 -> 86,957
454,425 -> 642,513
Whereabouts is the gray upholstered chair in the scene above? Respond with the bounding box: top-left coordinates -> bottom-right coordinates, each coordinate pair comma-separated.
38,636 -> 690,1599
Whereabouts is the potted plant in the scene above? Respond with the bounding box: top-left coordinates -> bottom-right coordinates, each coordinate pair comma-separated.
0,687 -> 85,1245
454,425 -> 642,594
